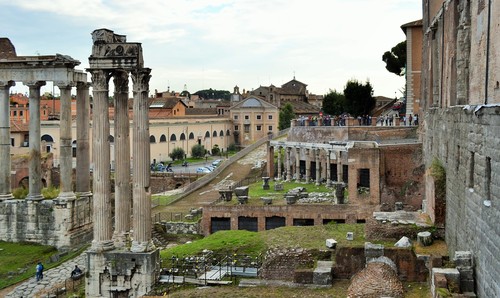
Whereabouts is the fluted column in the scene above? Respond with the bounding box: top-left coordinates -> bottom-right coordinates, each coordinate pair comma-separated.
326,150 -> 332,187
131,68 -> 153,252
75,82 -> 91,195
284,147 -> 290,181
337,152 -> 343,183
113,70 -> 131,248
26,81 -> 46,201
277,146 -> 282,180
89,69 -> 114,251
57,84 -> 76,200
0,80 -> 15,201
295,147 -> 300,181
315,148 -> 321,185
305,149 -> 311,182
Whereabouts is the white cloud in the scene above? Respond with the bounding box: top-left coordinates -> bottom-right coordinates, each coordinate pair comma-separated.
1,0 -> 421,96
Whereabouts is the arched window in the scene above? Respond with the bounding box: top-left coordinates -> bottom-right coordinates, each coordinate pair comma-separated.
108,135 -> 114,143
205,131 -> 210,138
170,134 -> 177,141
150,135 -> 156,143
180,133 -> 186,140
72,140 -> 77,157
226,129 -> 231,136
220,130 -> 224,137
160,134 -> 167,142
41,134 -> 54,143
189,132 -> 195,140
213,131 -> 217,137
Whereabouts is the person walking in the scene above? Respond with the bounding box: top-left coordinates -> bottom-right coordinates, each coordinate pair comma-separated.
36,262 -> 44,282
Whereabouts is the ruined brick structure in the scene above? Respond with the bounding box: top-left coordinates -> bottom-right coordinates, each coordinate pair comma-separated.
420,1 -> 500,296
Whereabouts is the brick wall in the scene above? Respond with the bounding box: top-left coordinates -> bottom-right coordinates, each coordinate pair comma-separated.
287,126 -> 418,143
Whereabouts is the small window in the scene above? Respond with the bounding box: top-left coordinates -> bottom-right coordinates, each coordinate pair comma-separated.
268,114 -> 273,120
234,115 -> 239,120
244,124 -> 250,133
13,111 -> 17,116
11,138 -> 14,146
149,135 -> 156,143
20,111 -> 23,116
244,115 -> 249,120
256,125 -> 262,131
189,132 -> 195,139
235,125 -> 239,131
268,125 -> 273,131
256,115 -> 262,120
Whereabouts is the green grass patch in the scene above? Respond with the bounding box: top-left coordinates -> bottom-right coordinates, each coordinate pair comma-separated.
0,241 -> 87,289
249,180 -> 332,198
161,230 -> 265,266
152,195 -> 179,205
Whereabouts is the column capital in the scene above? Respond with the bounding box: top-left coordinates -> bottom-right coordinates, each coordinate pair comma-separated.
25,81 -> 46,88
0,80 -> 15,88
131,68 -> 151,93
88,69 -> 112,92
113,70 -> 129,94
76,81 -> 92,89
54,82 -> 76,89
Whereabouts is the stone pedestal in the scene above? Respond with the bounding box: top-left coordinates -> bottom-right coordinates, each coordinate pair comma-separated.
262,177 -> 270,190
86,249 -> 160,298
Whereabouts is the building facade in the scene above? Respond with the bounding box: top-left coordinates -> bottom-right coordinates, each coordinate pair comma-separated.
420,1 -> 500,297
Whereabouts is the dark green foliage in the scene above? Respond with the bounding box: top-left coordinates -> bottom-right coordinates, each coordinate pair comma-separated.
382,40 -> 407,76
211,144 -> 220,156
193,88 -> 231,100
431,158 -> 446,200
343,79 -> 376,116
279,103 -> 295,130
191,144 -> 205,158
41,186 -> 60,199
169,147 -> 185,161
228,143 -> 238,152
12,187 -> 28,199
322,89 -> 346,115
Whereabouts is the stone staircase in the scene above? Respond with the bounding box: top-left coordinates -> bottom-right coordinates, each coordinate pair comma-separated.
151,228 -> 169,248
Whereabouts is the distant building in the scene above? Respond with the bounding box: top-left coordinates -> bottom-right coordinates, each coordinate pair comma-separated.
230,96 -> 279,147
401,19 -> 423,118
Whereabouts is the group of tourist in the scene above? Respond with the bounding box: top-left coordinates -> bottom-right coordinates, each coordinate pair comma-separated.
297,114 -> 349,127
296,113 -> 420,127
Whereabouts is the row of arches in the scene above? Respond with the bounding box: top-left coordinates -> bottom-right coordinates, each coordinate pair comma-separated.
150,130 -> 231,143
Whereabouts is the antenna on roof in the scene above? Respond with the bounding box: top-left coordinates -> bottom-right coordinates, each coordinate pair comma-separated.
293,71 -> 295,80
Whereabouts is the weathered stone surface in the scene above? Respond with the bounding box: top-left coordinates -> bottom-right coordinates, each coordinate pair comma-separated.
325,238 -> 337,249
394,236 -> 412,247
313,261 -> 333,285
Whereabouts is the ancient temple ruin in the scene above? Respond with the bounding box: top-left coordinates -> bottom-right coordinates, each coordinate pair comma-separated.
85,28 -> 159,298
0,38 -> 93,248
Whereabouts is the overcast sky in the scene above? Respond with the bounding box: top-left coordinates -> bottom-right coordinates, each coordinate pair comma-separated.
1,0 -> 421,98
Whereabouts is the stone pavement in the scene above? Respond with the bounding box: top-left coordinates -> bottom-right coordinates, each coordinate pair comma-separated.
6,253 -> 86,298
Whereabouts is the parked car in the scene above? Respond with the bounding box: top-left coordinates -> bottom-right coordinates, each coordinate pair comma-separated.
196,167 -> 212,174
212,159 -> 223,167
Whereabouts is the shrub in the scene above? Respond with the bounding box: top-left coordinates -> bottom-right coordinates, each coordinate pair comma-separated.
42,186 -> 60,199
169,147 -> 185,161
191,144 -> 205,158
12,187 -> 28,199
228,143 -> 238,152
211,144 -> 220,156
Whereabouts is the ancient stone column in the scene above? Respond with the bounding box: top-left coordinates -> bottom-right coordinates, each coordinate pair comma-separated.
305,149 -> 311,182
113,70 -> 131,248
277,146 -> 282,180
131,68 -> 153,252
89,69 -> 114,251
0,81 -> 15,201
75,82 -> 91,195
326,150 -> 332,187
57,83 -> 76,201
315,148 -> 321,185
26,81 -> 46,201
266,144 -> 274,178
284,147 -> 291,181
337,152 -> 343,183
295,147 -> 301,181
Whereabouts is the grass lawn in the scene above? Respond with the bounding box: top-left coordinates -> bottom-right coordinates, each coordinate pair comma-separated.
0,241 -> 87,289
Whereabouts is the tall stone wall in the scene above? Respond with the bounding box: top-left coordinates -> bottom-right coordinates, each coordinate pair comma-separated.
0,197 -> 93,250
424,106 -> 500,297
287,126 -> 418,143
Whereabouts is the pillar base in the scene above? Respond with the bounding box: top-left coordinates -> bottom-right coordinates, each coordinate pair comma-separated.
113,232 -> 131,249
86,249 -> 160,298
0,193 -> 13,201
56,191 -> 77,202
91,240 -> 115,252
26,194 -> 44,201
131,240 -> 156,253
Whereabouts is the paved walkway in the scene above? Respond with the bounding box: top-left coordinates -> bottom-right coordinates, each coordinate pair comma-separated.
6,253 -> 86,298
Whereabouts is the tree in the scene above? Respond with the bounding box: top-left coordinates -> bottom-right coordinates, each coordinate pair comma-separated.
191,144 -> 205,158
169,147 -> 185,161
211,144 -> 220,156
322,90 -> 346,115
193,88 -> 231,100
279,103 -> 295,130
382,40 -> 406,76
343,79 -> 376,116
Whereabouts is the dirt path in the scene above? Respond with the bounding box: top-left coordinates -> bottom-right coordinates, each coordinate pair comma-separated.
155,144 -> 268,214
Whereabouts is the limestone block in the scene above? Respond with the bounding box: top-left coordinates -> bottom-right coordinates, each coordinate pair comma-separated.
313,261 -> 333,285
417,231 -> 433,246
434,272 -> 448,288
326,238 -> 337,249
394,236 -> 412,247
453,251 -> 473,268
364,242 -> 384,258
346,232 -> 354,241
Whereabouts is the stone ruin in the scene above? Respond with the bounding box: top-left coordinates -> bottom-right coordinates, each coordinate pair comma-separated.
234,186 -> 249,204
